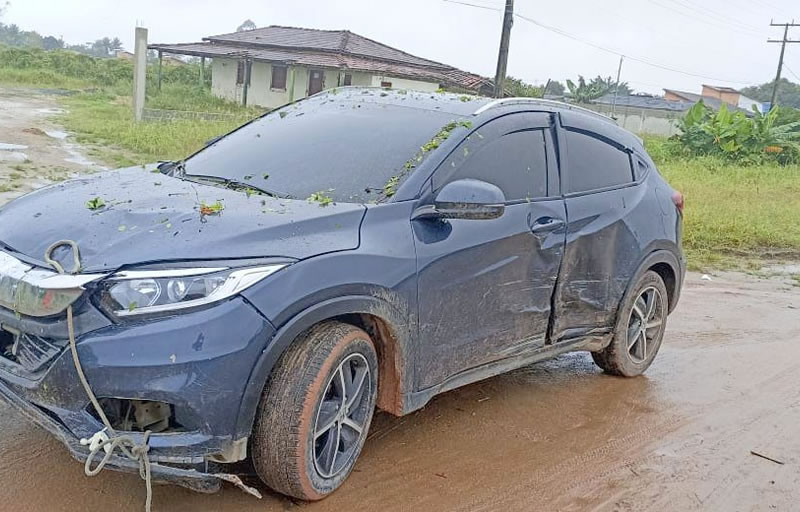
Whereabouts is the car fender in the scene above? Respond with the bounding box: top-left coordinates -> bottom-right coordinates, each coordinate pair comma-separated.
626,246 -> 684,315
233,293 -> 412,438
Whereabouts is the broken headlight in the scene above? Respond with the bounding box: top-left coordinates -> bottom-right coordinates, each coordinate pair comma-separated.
99,265 -> 287,318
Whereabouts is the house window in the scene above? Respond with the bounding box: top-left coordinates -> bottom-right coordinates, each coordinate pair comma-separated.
236,60 -> 250,85
342,73 -> 352,86
380,81 -> 392,88
271,65 -> 288,90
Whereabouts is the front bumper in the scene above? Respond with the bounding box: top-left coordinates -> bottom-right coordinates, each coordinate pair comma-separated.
0,376 -> 223,493
0,295 -> 276,487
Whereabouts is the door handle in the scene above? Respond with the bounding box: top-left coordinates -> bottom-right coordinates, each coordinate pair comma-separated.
529,216 -> 565,234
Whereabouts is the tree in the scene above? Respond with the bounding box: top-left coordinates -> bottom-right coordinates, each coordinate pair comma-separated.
41,35 -> 63,50
589,75 -> 632,96
741,79 -> 800,109
565,76 -> 609,103
237,19 -> 257,32
543,80 -> 565,96
504,76 -> 544,98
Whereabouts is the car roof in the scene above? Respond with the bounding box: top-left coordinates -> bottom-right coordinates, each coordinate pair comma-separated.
310,87 -> 642,151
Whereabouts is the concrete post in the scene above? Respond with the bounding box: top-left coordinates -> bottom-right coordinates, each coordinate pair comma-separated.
133,26 -> 148,122
200,57 -> 205,88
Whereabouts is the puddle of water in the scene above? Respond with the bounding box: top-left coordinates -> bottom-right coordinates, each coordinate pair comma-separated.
762,264 -> 800,275
63,143 -> 109,171
44,130 -> 68,140
0,151 -> 28,162
35,108 -> 67,115
0,142 -> 28,151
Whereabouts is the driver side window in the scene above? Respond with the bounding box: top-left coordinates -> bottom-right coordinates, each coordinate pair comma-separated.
434,119 -> 549,202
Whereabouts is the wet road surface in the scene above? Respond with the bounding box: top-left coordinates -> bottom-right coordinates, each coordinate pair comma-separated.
1,271 -> 799,511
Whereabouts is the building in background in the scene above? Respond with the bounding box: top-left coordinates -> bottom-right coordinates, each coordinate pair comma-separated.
664,85 -> 764,113
149,26 -> 492,108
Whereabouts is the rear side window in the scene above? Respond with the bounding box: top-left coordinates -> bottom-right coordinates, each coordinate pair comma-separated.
565,130 -> 633,193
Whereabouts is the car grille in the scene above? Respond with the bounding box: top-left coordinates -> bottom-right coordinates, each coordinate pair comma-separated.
0,326 -> 67,375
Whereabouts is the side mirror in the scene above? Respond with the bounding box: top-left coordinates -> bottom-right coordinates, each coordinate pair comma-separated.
414,179 -> 506,220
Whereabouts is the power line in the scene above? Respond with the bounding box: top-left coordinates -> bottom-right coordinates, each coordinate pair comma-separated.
664,0 -> 766,35
786,63 -> 800,82
645,0 -> 764,39
443,0 -> 755,84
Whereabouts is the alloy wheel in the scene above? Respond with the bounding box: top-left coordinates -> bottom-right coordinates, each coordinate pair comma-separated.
312,353 -> 372,478
626,286 -> 664,364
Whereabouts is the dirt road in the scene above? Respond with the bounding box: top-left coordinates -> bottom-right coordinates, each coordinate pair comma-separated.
0,87 -> 106,207
1,87 -> 800,511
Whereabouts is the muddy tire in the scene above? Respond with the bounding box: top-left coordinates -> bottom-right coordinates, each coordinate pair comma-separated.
592,271 -> 669,377
251,321 -> 378,500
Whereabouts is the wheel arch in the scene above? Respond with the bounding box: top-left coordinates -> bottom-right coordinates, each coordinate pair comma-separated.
234,294 -> 412,438
629,248 -> 683,314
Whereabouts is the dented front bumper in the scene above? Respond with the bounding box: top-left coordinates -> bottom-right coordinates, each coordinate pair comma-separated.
0,294 -> 276,490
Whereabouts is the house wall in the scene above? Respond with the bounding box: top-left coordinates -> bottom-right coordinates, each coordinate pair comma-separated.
211,58 -> 242,103
583,103 -> 682,137
664,91 -> 687,102
369,74 -> 440,92
210,58 -> 440,108
701,86 -> 740,107
737,95 -> 763,113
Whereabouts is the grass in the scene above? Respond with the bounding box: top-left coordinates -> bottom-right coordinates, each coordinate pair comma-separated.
646,137 -> 800,270
57,88 -> 260,166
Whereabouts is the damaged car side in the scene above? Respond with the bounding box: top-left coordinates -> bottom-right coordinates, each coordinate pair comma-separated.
0,88 -> 684,501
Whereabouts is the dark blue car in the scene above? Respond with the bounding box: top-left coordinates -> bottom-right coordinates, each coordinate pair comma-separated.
0,88 -> 684,500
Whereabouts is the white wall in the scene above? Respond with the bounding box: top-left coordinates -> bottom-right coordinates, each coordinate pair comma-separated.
738,95 -> 764,114
211,58 -> 241,103
369,74 -> 439,92
210,59 -> 442,109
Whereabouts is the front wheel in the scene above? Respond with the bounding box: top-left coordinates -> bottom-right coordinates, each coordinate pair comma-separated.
592,270 -> 669,377
251,321 -> 378,500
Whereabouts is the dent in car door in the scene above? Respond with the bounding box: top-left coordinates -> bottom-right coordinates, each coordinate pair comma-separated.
550,123 -> 643,341
412,113 -> 566,390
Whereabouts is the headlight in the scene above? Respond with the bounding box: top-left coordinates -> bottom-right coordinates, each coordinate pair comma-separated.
100,264 -> 287,318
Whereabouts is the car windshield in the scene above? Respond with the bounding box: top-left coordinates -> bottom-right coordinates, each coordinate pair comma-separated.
182,95 -> 466,203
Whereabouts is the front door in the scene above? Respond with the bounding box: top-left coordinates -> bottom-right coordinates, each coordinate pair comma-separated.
308,69 -> 324,96
413,112 -> 566,390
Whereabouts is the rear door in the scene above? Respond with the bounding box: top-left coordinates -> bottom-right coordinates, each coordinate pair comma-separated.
550,113 -> 643,341
413,112 -> 566,390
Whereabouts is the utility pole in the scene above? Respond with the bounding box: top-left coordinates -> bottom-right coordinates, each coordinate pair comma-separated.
493,0 -> 514,98
611,55 -> 624,117
768,20 -> 800,108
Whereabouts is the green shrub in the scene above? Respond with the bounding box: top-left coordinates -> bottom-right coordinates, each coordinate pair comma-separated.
674,101 -> 800,164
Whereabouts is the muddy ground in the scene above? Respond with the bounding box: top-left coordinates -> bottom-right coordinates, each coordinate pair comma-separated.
1,87 -> 800,511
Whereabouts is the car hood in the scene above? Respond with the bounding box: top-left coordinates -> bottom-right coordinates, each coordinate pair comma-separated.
0,167 -> 365,272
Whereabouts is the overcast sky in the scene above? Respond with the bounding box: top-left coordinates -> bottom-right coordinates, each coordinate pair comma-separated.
5,0 -> 800,94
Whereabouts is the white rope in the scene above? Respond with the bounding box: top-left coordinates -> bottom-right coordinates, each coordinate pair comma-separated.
45,240 -> 154,512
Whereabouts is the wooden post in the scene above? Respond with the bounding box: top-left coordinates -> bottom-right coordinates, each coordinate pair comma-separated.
200,56 -> 205,88
157,50 -> 163,92
493,0 -> 514,98
132,26 -> 148,122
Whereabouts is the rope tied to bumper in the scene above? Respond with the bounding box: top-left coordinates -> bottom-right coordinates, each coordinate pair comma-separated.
44,240 -> 154,512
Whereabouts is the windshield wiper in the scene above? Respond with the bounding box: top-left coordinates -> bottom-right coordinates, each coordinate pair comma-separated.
183,174 -> 293,199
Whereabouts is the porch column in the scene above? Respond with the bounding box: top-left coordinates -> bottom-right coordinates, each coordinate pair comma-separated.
157,50 -> 163,92
242,58 -> 251,106
199,56 -> 205,88
288,66 -> 296,103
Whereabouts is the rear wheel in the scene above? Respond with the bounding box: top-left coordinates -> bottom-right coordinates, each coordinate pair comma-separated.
251,321 -> 378,500
592,271 -> 668,377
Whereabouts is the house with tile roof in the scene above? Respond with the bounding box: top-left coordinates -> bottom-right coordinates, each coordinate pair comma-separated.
150,26 -> 493,108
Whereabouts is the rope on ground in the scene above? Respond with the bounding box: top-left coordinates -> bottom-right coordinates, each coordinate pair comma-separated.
44,240 -> 154,512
